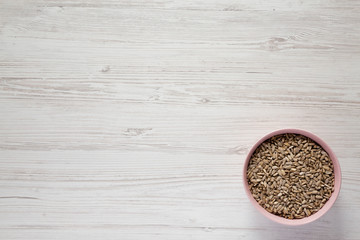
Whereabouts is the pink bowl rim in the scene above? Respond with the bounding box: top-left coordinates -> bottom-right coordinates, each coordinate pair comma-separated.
243,129 -> 341,226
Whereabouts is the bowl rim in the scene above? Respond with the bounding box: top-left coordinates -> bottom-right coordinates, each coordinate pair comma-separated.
243,129 -> 341,226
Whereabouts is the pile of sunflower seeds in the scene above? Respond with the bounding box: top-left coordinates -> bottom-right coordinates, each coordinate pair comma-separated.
247,133 -> 335,219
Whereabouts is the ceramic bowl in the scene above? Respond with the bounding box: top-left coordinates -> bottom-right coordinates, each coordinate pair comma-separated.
243,129 -> 341,225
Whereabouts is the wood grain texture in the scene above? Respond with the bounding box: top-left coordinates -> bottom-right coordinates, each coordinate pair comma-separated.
1,0 -> 360,239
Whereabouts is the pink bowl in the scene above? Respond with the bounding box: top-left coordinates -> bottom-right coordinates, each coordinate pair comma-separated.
243,129 -> 341,226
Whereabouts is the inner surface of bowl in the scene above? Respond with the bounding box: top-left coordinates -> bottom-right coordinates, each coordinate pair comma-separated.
243,129 -> 341,226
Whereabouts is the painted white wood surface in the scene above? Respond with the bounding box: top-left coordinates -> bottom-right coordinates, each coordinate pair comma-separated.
1,0 -> 360,239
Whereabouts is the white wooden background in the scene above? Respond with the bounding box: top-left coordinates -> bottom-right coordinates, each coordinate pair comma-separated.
1,0 -> 360,239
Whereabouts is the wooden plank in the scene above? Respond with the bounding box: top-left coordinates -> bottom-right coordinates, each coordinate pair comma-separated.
1,0 -> 360,239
